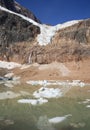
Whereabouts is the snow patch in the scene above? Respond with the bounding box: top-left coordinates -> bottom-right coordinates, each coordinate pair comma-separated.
0,6 -> 39,27
0,60 -> 21,69
18,98 -> 48,105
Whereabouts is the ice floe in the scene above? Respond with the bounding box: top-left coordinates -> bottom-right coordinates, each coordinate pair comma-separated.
86,105 -> 90,108
27,80 -> 86,87
18,98 -> 48,105
49,114 -> 72,124
33,87 -> 62,98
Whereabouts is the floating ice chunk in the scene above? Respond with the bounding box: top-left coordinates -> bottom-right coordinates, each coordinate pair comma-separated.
49,114 -> 72,124
86,105 -> 90,108
49,117 -> 66,123
69,80 -> 85,87
26,80 -> 86,87
27,80 -> 48,86
33,87 -> 62,98
18,98 -> 48,105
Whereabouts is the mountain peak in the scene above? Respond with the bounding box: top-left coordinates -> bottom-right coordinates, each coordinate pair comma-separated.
0,0 -> 41,23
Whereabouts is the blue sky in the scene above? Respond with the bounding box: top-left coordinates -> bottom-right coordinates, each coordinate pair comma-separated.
16,0 -> 90,25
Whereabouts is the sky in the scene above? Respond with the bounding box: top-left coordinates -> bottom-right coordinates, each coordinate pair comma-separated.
16,0 -> 90,25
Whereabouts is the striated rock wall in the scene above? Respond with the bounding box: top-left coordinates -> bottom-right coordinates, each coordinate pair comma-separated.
0,10 -> 40,60
53,19 -> 90,45
2,40 -> 90,64
0,19 -> 90,64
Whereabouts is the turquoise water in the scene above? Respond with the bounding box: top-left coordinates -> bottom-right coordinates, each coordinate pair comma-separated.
0,84 -> 90,130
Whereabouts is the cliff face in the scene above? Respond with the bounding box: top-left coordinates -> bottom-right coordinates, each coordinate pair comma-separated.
24,19 -> 90,64
0,0 -> 41,23
0,0 -> 15,11
0,17 -> 90,63
0,10 -> 40,46
54,19 -> 90,45
0,4 -> 40,62
0,0 -> 90,64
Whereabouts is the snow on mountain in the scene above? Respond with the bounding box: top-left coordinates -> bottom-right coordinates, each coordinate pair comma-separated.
0,5 -> 82,46
0,5 -> 39,26
0,60 -> 21,69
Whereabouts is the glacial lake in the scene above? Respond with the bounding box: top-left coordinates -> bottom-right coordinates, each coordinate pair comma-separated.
0,83 -> 90,130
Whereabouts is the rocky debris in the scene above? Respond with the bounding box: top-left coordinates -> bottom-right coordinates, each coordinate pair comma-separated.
0,0 -> 41,23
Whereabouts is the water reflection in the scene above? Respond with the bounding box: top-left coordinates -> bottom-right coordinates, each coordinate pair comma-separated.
37,116 -> 55,130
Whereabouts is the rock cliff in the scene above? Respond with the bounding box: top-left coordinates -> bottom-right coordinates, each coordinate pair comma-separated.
0,1 -> 90,64
0,0 -> 41,23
